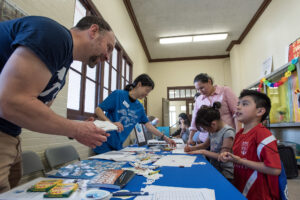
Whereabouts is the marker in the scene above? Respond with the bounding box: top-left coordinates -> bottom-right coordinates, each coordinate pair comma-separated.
112,191 -> 149,196
148,170 -> 160,175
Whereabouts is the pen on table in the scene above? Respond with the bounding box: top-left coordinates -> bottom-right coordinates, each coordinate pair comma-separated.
112,191 -> 149,196
148,170 -> 160,175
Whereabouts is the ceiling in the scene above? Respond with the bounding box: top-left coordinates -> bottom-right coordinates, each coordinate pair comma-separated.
123,0 -> 271,62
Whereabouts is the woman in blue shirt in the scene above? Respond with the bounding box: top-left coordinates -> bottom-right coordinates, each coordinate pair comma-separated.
94,74 -> 176,154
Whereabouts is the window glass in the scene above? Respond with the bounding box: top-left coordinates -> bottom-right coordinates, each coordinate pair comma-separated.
67,70 -> 81,110
126,63 -> 130,80
86,65 -> 96,81
73,0 -> 86,26
103,88 -> 109,100
169,90 -> 174,99
181,106 -> 186,111
111,69 -> 117,91
169,106 -> 176,111
112,48 -> 118,69
180,89 -> 185,98
175,90 -> 180,98
186,89 -> 191,97
104,62 -> 109,88
84,80 -> 96,113
71,60 -> 82,72
122,58 -> 126,76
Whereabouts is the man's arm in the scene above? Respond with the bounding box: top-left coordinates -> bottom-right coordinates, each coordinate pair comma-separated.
0,46 -> 108,148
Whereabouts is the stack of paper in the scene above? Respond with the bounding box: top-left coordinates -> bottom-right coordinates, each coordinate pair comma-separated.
93,120 -> 118,131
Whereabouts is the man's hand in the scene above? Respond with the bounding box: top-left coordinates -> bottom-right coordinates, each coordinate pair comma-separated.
73,121 -> 110,149
113,122 -> 124,132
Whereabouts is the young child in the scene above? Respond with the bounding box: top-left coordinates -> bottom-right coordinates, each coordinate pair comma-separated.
185,102 -> 235,180
219,89 -> 281,200
179,117 -> 190,143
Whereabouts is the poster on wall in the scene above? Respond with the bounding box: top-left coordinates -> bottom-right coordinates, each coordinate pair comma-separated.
261,56 -> 273,77
288,37 -> 300,62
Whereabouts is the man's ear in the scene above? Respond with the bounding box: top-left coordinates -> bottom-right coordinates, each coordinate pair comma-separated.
256,107 -> 266,117
88,24 -> 99,39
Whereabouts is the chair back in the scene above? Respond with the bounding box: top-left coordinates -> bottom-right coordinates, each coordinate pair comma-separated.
45,145 -> 80,169
22,151 -> 45,176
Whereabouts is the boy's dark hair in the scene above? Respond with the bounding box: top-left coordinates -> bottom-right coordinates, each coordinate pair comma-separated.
75,16 -> 112,32
124,74 -> 155,91
195,102 -> 221,129
193,73 -> 214,85
239,89 -> 271,122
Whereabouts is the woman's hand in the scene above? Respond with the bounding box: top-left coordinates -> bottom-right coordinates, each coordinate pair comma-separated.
165,137 -> 176,147
113,122 -> 124,132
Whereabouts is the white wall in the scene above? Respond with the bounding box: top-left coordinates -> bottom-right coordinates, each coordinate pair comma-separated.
230,0 -> 300,94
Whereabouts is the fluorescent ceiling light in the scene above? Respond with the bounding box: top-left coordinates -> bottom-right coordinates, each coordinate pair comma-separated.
159,36 -> 192,44
193,33 -> 228,42
159,33 -> 228,44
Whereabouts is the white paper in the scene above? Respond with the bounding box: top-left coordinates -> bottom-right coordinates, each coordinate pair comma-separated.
120,147 -> 146,152
172,148 -> 186,154
89,151 -> 137,162
135,185 -> 215,200
93,120 -> 118,131
147,138 -> 184,145
261,56 -> 273,77
153,155 -> 196,167
172,144 -> 186,154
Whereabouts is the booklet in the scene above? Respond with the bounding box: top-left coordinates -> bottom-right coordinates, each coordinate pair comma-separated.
93,120 -> 118,131
87,169 -> 135,190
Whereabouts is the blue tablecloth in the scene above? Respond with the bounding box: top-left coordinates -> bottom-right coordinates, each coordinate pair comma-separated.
109,151 -> 246,200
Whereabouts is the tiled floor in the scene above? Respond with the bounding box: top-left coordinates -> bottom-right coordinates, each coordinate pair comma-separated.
287,170 -> 300,200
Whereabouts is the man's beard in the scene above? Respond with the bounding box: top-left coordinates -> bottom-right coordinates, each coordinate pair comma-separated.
87,55 -> 100,68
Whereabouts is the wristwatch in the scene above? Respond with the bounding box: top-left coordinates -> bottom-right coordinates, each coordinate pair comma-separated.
160,135 -> 165,140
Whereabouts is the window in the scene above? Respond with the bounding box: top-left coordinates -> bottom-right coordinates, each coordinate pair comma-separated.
67,0 -> 132,120
167,86 -> 196,101
180,105 -> 186,111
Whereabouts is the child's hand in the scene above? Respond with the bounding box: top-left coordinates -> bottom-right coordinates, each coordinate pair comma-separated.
218,152 -> 233,162
218,152 -> 241,163
187,149 -> 206,155
184,145 -> 191,152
